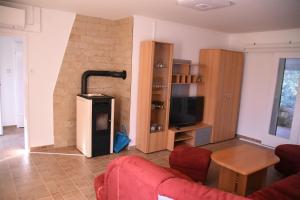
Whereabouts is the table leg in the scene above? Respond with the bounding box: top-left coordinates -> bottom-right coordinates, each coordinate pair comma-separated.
247,168 -> 267,193
218,167 -> 268,196
218,167 -> 247,196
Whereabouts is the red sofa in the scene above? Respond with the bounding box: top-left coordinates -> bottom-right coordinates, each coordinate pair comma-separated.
94,155 -> 249,200
249,172 -> 300,200
95,155 -> 300,200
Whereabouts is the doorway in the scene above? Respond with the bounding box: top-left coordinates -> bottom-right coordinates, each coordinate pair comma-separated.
0,36 -> 26,160
263,54 -> 300,147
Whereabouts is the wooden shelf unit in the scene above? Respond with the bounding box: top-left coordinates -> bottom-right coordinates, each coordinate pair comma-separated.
172,59 -> 203,85
136,46 -> 244,153
171,59 -> 205,97
167,58 -> 210,150
136,41 -> 173,153
167,123 -> 211,151
175,134 -> 193,142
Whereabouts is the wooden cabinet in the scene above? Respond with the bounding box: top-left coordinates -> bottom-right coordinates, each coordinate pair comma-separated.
200,49 -> 244,143
136,41 -> 173,153
167,123 -> 211,151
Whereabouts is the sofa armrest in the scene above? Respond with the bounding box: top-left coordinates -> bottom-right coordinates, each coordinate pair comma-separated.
104,155 -> 179,200
94,173 -> 105,200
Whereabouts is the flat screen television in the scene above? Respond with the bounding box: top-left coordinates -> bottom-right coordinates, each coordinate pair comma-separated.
169,96 -> 204,127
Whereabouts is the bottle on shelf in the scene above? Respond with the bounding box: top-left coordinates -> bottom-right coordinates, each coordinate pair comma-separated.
151,101 -> 164,110
153,80 -> 167,89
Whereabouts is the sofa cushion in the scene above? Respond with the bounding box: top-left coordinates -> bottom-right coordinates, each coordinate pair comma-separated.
158,177 -> 250,200
249,172 -> 300,200
163,167 -> 193,182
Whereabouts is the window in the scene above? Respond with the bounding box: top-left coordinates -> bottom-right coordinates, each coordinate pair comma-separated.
270,58 -> 300,139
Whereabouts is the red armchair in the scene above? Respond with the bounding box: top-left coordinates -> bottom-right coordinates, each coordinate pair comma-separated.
274,144 -> 300,175
169,146 -> 212,182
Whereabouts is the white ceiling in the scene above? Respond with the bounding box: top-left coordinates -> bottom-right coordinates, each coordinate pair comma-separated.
10,0 -> 300,33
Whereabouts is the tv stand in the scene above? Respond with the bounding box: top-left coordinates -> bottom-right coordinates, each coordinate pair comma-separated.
167,123 -> 211,151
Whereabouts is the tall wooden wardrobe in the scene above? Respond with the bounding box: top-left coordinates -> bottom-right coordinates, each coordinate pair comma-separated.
200,49 -> 244,143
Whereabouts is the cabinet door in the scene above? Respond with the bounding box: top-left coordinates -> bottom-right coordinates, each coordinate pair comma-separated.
136,42 -> 155,152
202,50 -> 222,125
213,51 -> 244,142
228,52 -> 244,137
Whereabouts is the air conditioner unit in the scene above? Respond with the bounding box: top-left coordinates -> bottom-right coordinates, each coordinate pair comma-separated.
0,1 -> 41,32
0,5 -> 26,29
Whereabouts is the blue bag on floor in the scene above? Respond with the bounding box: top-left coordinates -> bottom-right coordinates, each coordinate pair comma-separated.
113,130 -> 131,153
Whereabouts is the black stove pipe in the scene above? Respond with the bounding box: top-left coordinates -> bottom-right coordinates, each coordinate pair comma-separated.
81,70 -> 127,94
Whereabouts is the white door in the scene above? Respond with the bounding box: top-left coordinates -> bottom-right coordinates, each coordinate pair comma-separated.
262,55 -> 300,147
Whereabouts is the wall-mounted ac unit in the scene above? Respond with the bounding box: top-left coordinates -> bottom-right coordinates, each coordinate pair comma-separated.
0,5 -> 26,29
0,1 -> 41,32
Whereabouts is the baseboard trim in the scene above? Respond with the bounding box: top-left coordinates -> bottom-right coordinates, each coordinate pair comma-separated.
128,145 -> 136,150
237,135 -> 275,149
30,152 -> 84,157
30,144 -> 54,152
236,134 -> 262,144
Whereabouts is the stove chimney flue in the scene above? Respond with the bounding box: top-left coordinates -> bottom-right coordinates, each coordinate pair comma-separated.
81,70 -> 127,94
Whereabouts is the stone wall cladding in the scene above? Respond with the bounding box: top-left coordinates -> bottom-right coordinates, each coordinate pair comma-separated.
53,15 -> 133,147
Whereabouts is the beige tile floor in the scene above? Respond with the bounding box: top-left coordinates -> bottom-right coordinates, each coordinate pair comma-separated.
0,127 -> 283,200
0,126 -> 24,161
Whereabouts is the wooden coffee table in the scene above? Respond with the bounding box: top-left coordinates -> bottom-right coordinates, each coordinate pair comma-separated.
211,144 -> 279,196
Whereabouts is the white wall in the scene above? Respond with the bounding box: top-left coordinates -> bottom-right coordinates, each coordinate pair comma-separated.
0,37 -> 17,126
0,8 -> 75,147
129,15 -> 229,145
26,9 -> 75,147
229,29 -> 300,142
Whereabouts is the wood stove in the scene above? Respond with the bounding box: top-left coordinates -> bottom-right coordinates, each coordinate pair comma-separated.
76,94 -> 115,157
76,70 -> 126,157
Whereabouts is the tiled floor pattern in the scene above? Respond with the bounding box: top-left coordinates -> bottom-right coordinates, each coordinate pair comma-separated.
0,127 -> 283,200
0,126 -> 24,161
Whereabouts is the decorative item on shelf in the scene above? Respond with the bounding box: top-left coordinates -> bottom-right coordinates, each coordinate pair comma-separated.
155,61 -> 166,68
150,124 -> 156,132
153,80 -> 167,89
157,124 -> 163,131
150,123 -> 163,133
186,75 -> 192,83
172,74 -> 181,83
153,84 -> 167,89
180,75 -> 187,83
196,75 -> 202,83
151,101 -> 164,110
